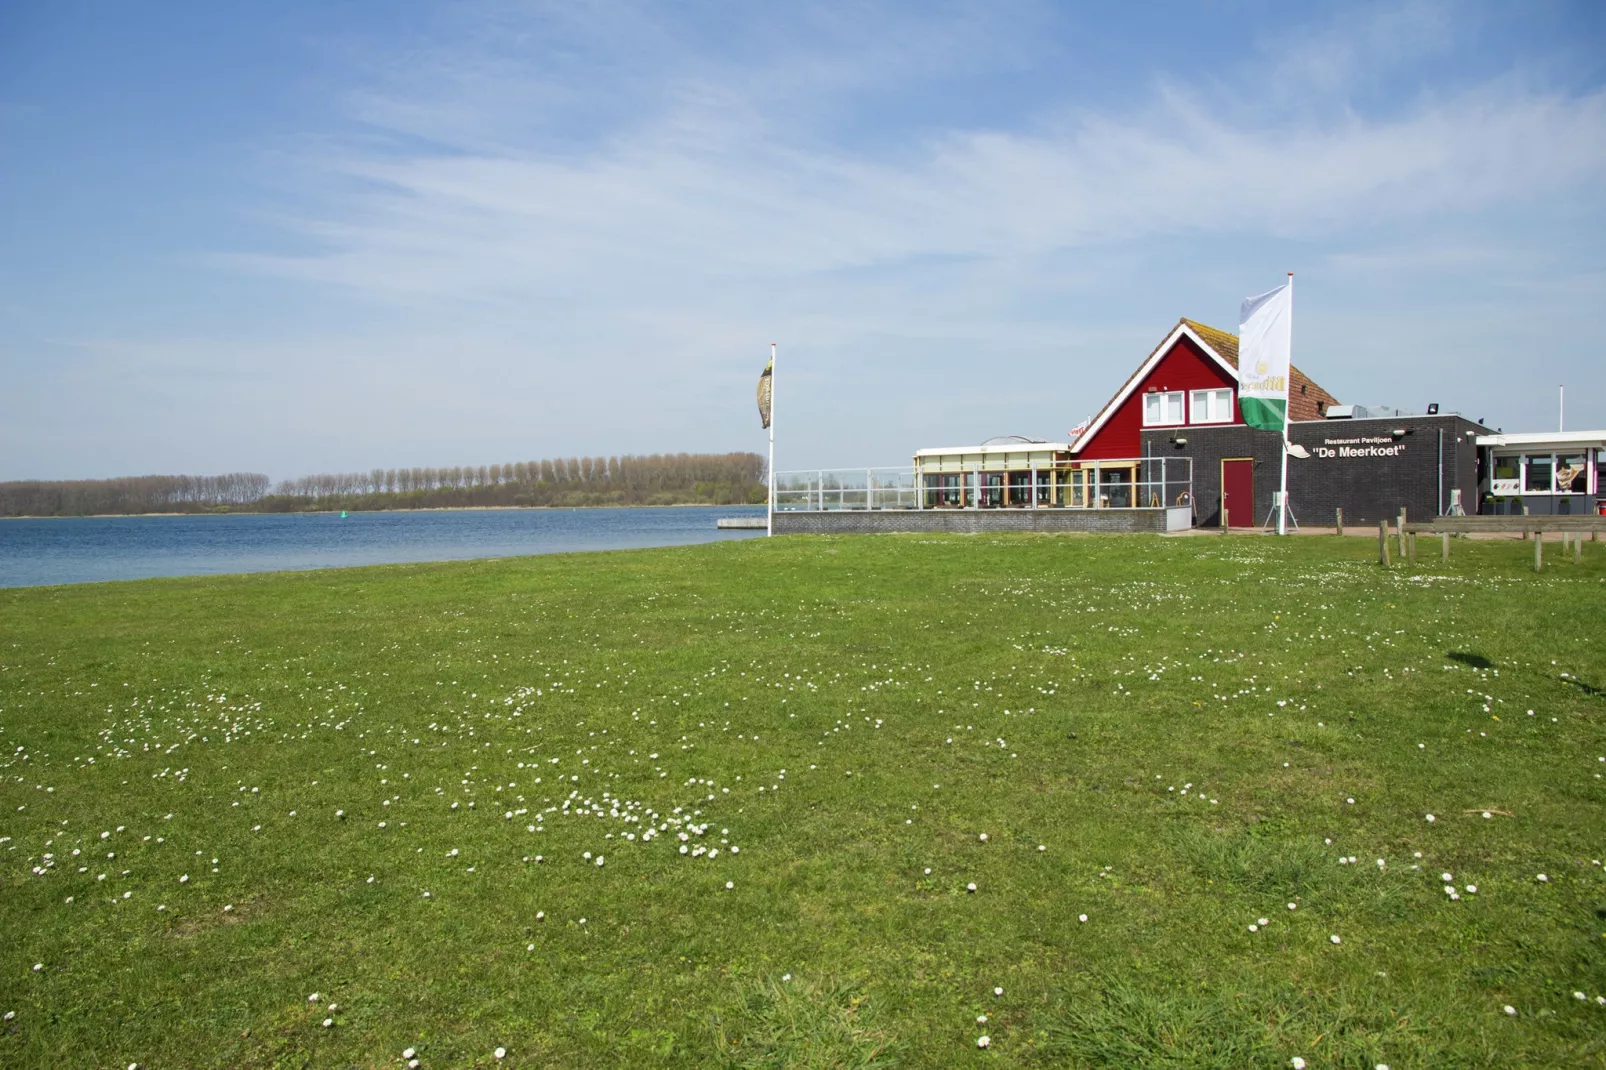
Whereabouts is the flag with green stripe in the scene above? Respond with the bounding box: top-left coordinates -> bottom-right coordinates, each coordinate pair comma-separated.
1237,282 -> 1292,432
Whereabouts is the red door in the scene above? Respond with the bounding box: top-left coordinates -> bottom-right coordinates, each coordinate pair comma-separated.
1222,459 -> 1254,528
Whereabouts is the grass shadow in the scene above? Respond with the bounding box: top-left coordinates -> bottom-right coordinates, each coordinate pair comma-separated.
1561,677 -> 1605,699
1446,651 -> 1494,669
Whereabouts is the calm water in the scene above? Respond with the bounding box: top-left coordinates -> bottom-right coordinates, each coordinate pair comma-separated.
0,506 -> 767,588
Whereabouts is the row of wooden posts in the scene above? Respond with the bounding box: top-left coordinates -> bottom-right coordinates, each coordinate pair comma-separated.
1365,505 -> 1598,571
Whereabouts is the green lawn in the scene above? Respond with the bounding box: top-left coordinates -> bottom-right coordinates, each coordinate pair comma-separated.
1,532 -> 1603,1068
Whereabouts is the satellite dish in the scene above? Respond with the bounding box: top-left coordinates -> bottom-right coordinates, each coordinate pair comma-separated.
1286,443 -> 1311,459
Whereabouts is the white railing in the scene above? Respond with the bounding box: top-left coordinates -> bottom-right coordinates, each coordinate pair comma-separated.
774,468 -> 920,511
774,457 -> 1192,512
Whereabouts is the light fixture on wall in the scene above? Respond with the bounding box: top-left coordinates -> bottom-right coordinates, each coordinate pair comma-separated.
1172,436 -> 1188,448
1427,403 -> 1439,415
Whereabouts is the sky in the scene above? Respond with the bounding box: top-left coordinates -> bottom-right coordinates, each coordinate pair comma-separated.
2,0 -> 1604,482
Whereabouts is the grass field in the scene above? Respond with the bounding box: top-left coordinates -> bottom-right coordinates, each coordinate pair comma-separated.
1,531 -> 1603,1068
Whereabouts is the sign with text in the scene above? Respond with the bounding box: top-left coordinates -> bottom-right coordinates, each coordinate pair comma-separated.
1313,436 -> 1405,460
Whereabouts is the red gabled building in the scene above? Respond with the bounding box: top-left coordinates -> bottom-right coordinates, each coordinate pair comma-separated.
905,316 -> 1344,522
1071,319 -> 1337,460
893,314 -> 1500,531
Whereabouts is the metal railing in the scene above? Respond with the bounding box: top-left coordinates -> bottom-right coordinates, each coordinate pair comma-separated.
774,457 -> 1192,512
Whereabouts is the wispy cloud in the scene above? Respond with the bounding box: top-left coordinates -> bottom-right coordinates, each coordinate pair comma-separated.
6,2 -> 1604,478
251,8 -> 1606,307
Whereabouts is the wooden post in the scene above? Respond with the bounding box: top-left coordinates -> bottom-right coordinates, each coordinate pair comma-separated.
1441,531 -> 1450,561
1577,533 -> 1584,564
1397,509 -> 1407,558
1335,507 -> 1344,536
1534,531 -> 1543,572
1379,520 -> 1390,566
1408,531 -> 1416,565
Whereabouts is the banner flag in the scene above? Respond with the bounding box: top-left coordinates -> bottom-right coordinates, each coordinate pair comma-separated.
756,356 -> 773,429
1237,282 -> 1292,432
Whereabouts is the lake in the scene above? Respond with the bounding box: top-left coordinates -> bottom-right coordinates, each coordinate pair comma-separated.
0,506 -> 768,588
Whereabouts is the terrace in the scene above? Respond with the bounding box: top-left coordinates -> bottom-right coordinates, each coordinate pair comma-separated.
771,450 -> 1193,534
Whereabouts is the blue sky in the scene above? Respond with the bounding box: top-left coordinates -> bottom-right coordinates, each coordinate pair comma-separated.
2,0 -> 1603,481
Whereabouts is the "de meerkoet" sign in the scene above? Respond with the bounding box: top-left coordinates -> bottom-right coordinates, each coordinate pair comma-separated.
1312,436 -> 1405,459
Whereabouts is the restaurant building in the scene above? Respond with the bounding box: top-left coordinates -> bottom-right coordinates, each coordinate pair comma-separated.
778,312 -> 1603,534
913,317 -> 1499,527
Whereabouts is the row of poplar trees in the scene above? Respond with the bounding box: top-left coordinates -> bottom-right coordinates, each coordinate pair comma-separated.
0,453 -> 767,516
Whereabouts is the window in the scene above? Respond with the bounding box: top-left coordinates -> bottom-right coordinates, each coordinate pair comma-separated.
1099,467 -> 1133,508
1143,390 -> 1184,426
1523,455 -> 1552,493
1190,388 -> 1233,424
1556,454 -> 1587,493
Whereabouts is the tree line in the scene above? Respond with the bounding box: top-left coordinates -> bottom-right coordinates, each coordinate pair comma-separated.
0,472 -> 272,518
0,453 -> 767,517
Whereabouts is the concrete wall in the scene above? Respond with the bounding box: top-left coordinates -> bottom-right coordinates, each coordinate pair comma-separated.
772,508 -> 1173,535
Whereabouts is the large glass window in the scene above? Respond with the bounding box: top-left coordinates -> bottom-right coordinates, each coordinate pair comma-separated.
1006,470 -> 1033,507
924,473 -> 965,508
1190,388 -> 1233,423
1099,468 -> 1133,508
1067,470 -> 1089,508
1524,455 -> 1552,493
1556,454 -> 1588,493
1143,391 -> 1184,426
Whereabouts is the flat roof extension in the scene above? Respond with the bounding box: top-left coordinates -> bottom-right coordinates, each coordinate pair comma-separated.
1475,430 -> 1606,450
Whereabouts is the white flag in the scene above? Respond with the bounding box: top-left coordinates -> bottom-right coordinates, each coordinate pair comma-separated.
1237,281 -> 1292,431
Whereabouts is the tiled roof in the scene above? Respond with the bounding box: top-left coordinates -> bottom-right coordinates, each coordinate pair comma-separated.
1182,318 -> 1338,422
1180,319 -> 1239,364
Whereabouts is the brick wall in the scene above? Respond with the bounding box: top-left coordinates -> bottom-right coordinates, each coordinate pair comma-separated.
772,509 -> 1172,535
1143,414 -> 1487,527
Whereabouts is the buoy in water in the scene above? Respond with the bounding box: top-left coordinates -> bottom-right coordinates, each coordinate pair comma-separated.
340,511 -> 348,518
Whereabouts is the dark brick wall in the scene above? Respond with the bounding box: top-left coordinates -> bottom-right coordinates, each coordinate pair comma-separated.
1143,414 -> 1488,527
772,508 -> 1173,535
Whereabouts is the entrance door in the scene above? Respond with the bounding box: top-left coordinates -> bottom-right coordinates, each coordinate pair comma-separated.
1222,458 -> 1254,528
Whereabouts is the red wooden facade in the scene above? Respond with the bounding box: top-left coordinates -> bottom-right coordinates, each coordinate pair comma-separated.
1071,319 -> 1337,461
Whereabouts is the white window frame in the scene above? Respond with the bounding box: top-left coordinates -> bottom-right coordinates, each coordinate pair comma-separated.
1143,390 -> 1185,427
1554,453 -> 1589,496
1489,453 -> 1520,496
1522,454 -> 1554,494
1189,388 -> 1233,424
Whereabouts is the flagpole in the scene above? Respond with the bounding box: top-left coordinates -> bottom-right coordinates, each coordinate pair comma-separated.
1278,272 -> 1293,536
767,342 -> 776,537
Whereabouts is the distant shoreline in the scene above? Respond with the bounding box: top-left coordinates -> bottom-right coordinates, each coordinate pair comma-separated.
0,502 -> 767,520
